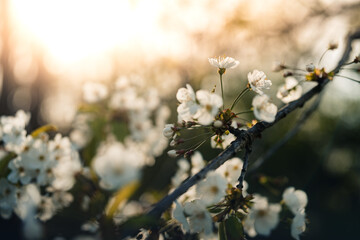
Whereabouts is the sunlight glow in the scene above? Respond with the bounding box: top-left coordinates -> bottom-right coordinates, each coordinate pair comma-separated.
10,0 -> 163,65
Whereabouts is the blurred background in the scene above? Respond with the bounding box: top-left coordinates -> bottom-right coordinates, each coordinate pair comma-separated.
1,0 -> 360,239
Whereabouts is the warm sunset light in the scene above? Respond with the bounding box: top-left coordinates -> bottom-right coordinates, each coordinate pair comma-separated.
10,0 -> 164,65
1,1 -> 360,239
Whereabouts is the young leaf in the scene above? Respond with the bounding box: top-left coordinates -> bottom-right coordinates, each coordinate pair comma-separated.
219,221 -> 228,240
224,215 -> 245,240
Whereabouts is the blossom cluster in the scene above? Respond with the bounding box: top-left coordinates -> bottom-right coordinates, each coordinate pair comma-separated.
171,152 -> 247,237
244,187 -> 307,240
164,56 -> 305,159
169,152 -> 307,239
0,110 -> 82,221
176,84 -> 223,125
78,75 -> 170,191
161,57 -> 309,239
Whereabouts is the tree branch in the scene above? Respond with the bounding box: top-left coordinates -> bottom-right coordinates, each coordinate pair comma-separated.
143,29 -> 360,222
236,147 -> 251,189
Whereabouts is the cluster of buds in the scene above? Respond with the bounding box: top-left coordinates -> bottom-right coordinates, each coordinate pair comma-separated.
305,67 -> 334,83
211,188 -> 253,222
164,121 -> 207,159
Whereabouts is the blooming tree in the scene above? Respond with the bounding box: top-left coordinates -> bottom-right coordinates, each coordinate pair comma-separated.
0,29 -> 359,240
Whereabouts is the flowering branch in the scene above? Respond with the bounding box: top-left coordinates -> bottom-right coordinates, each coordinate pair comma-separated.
143,30 -> 360,224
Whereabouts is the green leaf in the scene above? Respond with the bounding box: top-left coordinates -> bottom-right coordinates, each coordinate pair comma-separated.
119,215 -> 159,238
224,215 -> 245,240
30,124 -> 58,138
219,222 -> 228,240
82,117 -> 107,165
105,181 -> 139,218
111,121 -> 129,142
0,152 -> 17,178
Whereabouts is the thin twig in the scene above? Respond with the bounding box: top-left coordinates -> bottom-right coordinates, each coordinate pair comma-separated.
236,147 -> 251,189
119,29 -> 360,239
144,29 -> 360,220
335,75 -> 360,84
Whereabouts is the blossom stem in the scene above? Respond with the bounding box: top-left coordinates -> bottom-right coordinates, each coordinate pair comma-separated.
220,73 -> 225,109
342,60 -> 356,66
335,74 -> 360,83
188,125 -> 213,130
182,132 -> 214,142
230,88 -> 250,110
291,73 -> 307,77
339,67 -> 360,71
283,66 -> 307,72
192,136 -> 213,151
235,110 -> 253,115
318,49 -> 329,66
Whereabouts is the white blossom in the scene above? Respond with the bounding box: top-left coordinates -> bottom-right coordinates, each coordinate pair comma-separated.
69,114 -> 93,149
167,150 -> 178,158
216,157 -> 243,185
291,209 -> 306,240
16,185 -> 43,239
37,196 -> 57,221
276,77 -> 302,103
172,201 -> 190,233
252,94 -> 278,123
82,82 -> 108,103
176,84 -> 199,122
171,159 -> 190,187
244,195 -> 281,237
248,70 -> 272,95
193,90 -> 222,125
92,140 -> 144,190
208,56 -> 239,70
0,110 -> 30,153
0,179 -> 17,219
196,171 -> 227,206
177,84 -> 196,103
210,133 -> 235,149
190,152 -> 206,175
7,157 -> 33,185
282,187 -> 308,214
163,124 -> 175,138
81,220 -> 99,233
184,200 -> 213,235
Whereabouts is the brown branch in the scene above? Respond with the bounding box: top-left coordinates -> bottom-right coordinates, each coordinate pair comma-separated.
144,29 -> 360,220
116,30 -> 360,239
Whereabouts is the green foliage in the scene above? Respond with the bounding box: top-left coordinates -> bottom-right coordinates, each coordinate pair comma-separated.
111,121 -> 129,142
118,215 -> 160,238
0,152 -> 16,178
82,116 -> 108,166
219,215 -> 246,240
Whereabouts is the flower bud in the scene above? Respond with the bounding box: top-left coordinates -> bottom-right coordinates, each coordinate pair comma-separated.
328,42 -> 338,50
354,55 -> 359,64
167,150 -> 178,158
170,140 -> 177,147
184,150 -> 194,159
283,71 -> 293,77
213,120 -> 223,128
163,124 -> 174,138
272,61 -> 285,72
306,63 -> 315,72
